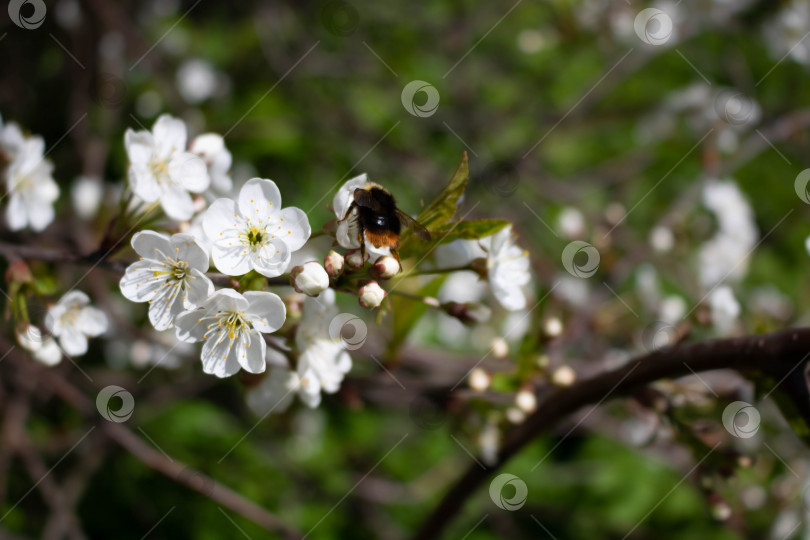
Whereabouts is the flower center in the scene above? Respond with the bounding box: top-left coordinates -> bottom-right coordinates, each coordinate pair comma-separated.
149,159 -> 169,182
202,311 -> 251,342
240,225 -> 268,251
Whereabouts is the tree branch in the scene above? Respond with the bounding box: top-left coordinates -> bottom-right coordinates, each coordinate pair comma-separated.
413,327 -> 810,540
2,344 -> 303,540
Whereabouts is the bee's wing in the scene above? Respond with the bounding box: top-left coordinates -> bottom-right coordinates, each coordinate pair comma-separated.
396,209 -> 431,241
352,188 -> 385,212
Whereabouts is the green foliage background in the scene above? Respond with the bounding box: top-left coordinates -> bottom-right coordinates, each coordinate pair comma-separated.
2,0 -> 810,538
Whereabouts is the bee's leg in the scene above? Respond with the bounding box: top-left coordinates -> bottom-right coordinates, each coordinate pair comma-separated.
391,249 -> 401,263
357,223 -> 366,264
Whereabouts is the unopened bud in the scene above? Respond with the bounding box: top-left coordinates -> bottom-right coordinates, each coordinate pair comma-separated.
468,368 -> 491,392
551,365 -> 576,387
323,250 -> 344,279
372,255 -> 401,280
290,262 -> 330,297
345,249 -> 366,269
515,387 -> 537,413
506,407 -> 526,424
358,281 -> 386,309
543,317 -> 563,337
490,337 -> 509,358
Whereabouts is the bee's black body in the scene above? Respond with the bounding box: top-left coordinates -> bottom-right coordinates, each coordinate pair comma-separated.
343,183 -> 430,261
356,187 -> 402,236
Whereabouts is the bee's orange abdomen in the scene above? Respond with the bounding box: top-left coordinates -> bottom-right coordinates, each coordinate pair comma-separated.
364,229 -> 400,249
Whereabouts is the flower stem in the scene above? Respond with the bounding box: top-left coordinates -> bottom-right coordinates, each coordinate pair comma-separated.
402,265 -> 473,276
388,289 -> 441,307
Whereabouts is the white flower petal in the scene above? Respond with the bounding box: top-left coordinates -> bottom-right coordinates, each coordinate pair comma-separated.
59,290 -> 90,308
238,178 -> 281,218
147,282 -> 185,331
132,230 -> 173,259
77,306 -> 108,336
59,328 -> 88,356
34,338 -> 62,366
336,211 -> 361,249
200,332 -> 241,378
332,174 -> 367,219
249,239 -> 290,277
5,192 -> 27,230
236,329 -> 266,374
175,309 -> 207,342
168,151 -> 209,193
152,114 -> 187,159
208,288 -> 249,313
243,291 -> 286,333
272,207 -> 311,251
186,268 -> 214,305
171,233 -> 209,272
203,198 -> 242,239
212,242 -> 253,276
159,181 -> 195,221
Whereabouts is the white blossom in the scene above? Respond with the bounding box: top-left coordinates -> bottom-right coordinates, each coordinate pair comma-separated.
435,226 -> 530,311
764,0 -> 810,66
708,285 -> 740,335
124,114 -> 209,221
45,291 -> 108,356
556,206 -> 585,239
119,231 -> 214,331
202,177 -> 310,277
16,325 -> 62,366
294,289 -> 352,402
480,226 -> 531,311
177,59 -> 219,104
3,128 -> 59,232
332,174 -> 393,260
71,176 -> 103,219
698,180 -> 758,289
189,133 -> 232,195
175,288 -> 286,378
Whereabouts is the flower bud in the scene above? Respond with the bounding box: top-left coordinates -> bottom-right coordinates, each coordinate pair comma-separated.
290,262 -> 329,297
468,368 -> 491,392
358,281 -> 386,309
515,387 -> 537,413
543,317 -> 563,338
551,365 -> 576,387
372,255 -> 401,280
490,337 -> 509,358
323,250 -> 344,279
345,249 -> 365,269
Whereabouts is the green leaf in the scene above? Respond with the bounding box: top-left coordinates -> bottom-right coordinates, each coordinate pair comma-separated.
414,152 -> 469,230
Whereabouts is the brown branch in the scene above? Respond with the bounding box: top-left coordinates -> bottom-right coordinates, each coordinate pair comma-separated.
1,344 -> 303,540
413,327 -> 810,540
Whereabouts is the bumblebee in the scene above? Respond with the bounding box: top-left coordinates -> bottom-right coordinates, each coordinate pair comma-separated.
342,183 -> 430,260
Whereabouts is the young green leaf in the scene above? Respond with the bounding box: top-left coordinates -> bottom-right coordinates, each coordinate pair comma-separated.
415,152 -> 469,230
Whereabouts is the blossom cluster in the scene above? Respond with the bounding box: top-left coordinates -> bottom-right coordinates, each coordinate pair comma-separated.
10,113 -> 534,417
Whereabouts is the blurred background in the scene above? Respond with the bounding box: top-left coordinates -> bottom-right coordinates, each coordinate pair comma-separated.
3,0 -> 810,538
